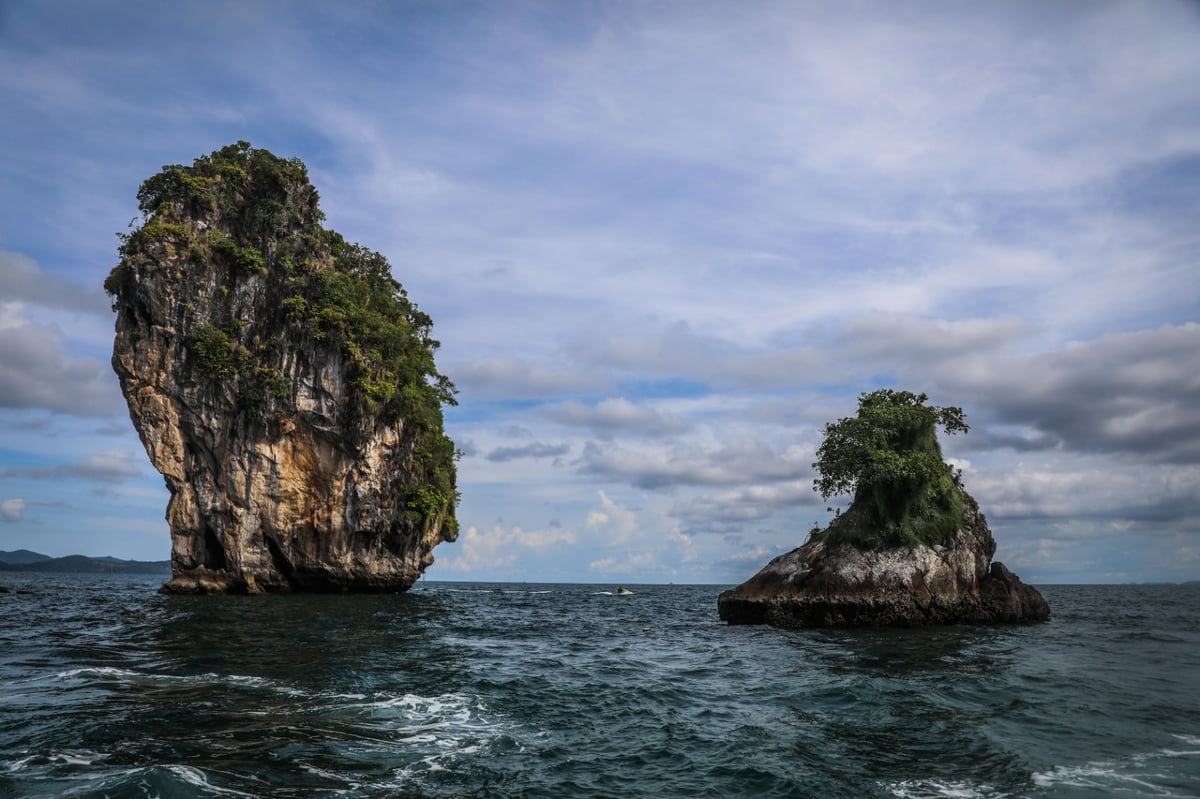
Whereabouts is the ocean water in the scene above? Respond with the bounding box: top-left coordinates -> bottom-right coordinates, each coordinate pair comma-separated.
1,576 -> 1197,799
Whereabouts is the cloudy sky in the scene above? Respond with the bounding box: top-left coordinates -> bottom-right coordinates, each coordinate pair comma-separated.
1,1 -> 1197,584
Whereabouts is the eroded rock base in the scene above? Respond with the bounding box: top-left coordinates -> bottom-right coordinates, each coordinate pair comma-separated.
717,500 -> 1049,628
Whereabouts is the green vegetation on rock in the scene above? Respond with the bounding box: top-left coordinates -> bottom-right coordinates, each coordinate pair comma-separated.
812,389 -> 968,549
105,141 -> 458,536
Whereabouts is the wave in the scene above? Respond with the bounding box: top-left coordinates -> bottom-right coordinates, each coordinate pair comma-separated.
53,764 -> 260,798
883,734 -> 1200,798
887,778 -> 1000,798
1032,735 -> 1200,796
2,750 -> 109,774
48,666 -> 310,697
8,682 -> 517,795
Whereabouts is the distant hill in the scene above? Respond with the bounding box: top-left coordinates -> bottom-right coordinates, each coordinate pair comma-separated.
0,549 -> 53,565
0,551 -> 170,574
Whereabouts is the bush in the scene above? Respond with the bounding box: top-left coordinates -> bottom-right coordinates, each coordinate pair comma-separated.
813,389 -> 968,548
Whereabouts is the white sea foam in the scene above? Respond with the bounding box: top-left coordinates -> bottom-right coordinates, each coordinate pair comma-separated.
887,778 -> 1001,798
157,763 -> 265,791
344,690 -> 515,777
1,749 -> 110,777
53,749 -> 110,766
47,764 -> 258,799
51,666 -> 304,696
164,764 -> 260,797
54,665 -> 142,681
1170,733 -> 1200,750
2,753 -> 36,773
1032,738 -> 1200,795
1033,763 -> 1175,793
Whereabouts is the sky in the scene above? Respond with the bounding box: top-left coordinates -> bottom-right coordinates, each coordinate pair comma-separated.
0,1 -> 1198,585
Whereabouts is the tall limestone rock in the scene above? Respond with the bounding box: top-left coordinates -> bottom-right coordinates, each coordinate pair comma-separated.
106,143 -> 458,594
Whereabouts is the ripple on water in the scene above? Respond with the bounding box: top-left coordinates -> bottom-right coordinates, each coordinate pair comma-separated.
2,580 -> 1199,798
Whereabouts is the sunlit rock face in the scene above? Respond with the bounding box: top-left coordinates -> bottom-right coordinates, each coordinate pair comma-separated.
107,143 -> 457,594
717,496 -> 1049,627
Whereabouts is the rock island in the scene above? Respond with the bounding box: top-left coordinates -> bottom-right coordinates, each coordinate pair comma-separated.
718,390 -> 1048,627
106,143 -> 458,594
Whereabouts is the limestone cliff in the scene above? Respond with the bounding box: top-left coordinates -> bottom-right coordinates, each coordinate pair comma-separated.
717,494 -> 1049,627
106,142 -> 458,594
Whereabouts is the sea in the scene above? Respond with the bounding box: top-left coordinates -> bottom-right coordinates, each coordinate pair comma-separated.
1,575 -> 1197,799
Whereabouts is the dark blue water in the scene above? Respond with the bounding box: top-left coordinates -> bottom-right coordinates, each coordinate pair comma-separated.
1,576 -> 1198,798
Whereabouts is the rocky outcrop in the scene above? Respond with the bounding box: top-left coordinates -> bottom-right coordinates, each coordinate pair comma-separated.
718,496 -> 1048,627
107,143 -> 458,594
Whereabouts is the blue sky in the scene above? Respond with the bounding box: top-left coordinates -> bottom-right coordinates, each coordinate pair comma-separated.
1,1 -> 1198,584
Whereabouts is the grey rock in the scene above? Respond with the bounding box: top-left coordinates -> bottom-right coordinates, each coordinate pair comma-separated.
718,495 -> 1049,627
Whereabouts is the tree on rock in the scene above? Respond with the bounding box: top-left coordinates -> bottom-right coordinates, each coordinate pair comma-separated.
812,389 -> 969,548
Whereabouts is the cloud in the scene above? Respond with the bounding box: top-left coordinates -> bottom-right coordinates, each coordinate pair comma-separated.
586,523 -> 696,577
965,458 -> 1200,527
1,2 -> 1198,580
541,397 -> 689,438
3,449 -> 142,484
585,490 -> 638,542
1,498 -> 25,522
435,523 -> 577,574
567,319 -> 734,378
807,316 -> 1200,465
453,356 -> 607,400
951,323 -> 1200,463
0,250 -> 110,315
587,550 -> 657,576
0,305 -> 124,418
579,437 -> 812,490
839,314 -> 1034,363
670,481 -> 824,535
485,442 -> 570,463
711,542 -> 794,582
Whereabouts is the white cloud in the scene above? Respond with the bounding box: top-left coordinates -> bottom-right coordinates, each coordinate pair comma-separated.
435,524 -> 577,575
671,481 -> 824,536
454,356 -> 607,401
541,397 -> 689,438
966,458 -> 1200,526
580,436 -> 813,490
1,498 -> 26,522
586,490 -> 638,543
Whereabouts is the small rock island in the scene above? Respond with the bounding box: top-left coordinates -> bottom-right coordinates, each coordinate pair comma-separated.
718,390 -> 1049,627
106,143 -> 459,594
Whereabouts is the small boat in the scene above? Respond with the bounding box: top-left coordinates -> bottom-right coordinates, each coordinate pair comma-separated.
616,586 -> 633,595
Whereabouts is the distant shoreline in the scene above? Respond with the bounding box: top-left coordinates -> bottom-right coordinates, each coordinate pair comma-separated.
0,550 -> 170,575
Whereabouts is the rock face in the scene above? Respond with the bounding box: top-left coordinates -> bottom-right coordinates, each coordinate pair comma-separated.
107,143 -> 458,594
718,496 -> 1049,627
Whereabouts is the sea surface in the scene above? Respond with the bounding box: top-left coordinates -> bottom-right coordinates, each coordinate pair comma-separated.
1,576 -> 1198,799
